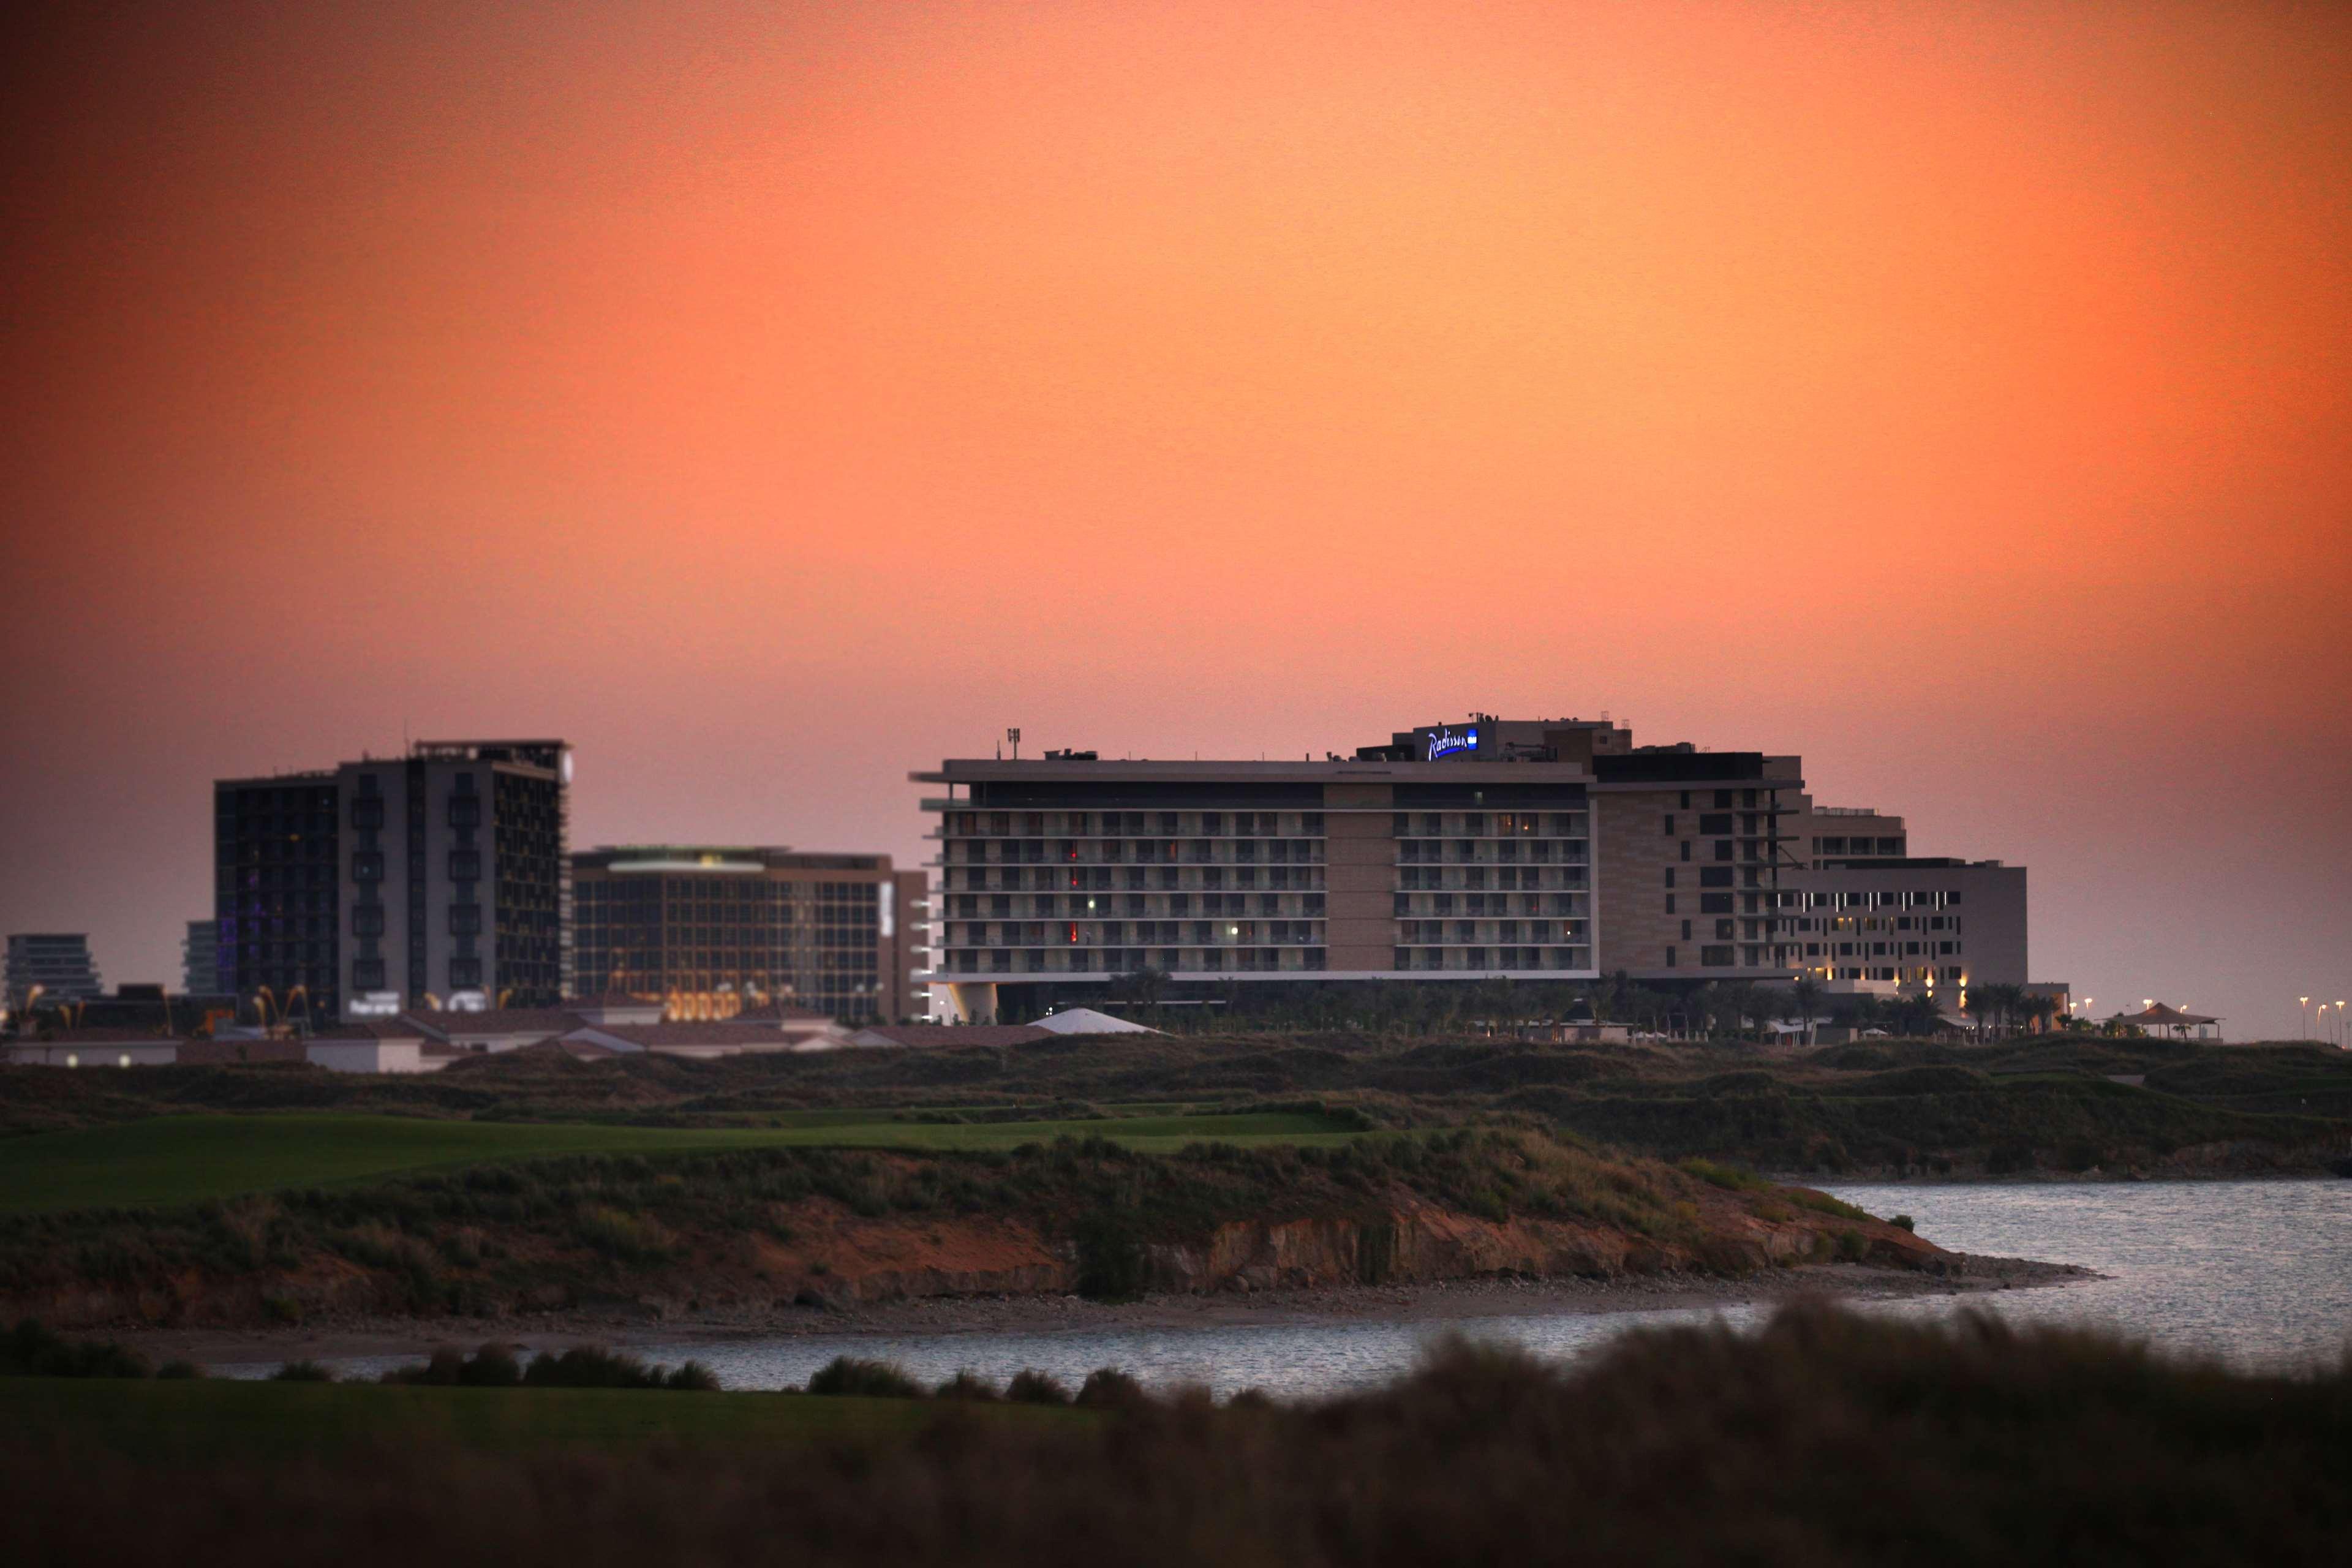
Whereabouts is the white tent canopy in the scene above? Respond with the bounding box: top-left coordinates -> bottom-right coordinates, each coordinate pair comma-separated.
1031,1007 -> 1160,1036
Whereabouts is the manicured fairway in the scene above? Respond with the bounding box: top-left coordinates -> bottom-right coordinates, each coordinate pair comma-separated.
0,1373 -> 1076,1459
0,1110 -> 1363,1214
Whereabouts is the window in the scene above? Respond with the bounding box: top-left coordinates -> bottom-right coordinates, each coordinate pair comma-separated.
1662,814 -> 1676,835
352,850 -> 384,883
1665,894 -> 1677,914
448,850 -> 481,881
448,959 -> 483,989
1716,919 -> 1735,940
1680,841 -> 1692,862
1700,893 -> 1733,914
352,797 -> 385,830
1663,868 -> 1676,888
447,796 -> 480,829
1698,813 -> 1733,835
1714,840 -> 1733,861
1700,866 -> 1733,887
352,905 -> 385,937
1680,919 -> 1692,940
1701,944 -> 1735,966
448,903 -> 481,936
1664,946 -> 1678,967
352,959 -> 385,990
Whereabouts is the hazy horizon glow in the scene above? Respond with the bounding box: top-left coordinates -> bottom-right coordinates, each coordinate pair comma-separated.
2,1 -> 2346,1034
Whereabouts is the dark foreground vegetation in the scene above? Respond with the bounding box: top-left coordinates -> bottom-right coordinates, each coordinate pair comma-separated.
1,1317 -> 199,1381
3,1306 -> 2346,1566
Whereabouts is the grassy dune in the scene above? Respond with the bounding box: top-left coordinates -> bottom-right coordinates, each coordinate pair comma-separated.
9,1032 -> 2346,1179
0,1110 -> 1363,1215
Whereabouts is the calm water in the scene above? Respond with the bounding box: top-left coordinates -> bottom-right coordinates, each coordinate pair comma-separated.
217,1179 -> 2350,1395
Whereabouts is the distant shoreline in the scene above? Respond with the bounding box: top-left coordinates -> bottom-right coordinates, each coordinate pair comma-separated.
126,1253 -> 2094,1370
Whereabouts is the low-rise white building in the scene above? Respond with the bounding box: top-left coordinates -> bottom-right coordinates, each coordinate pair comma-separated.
304,1020 -> 440,1074
4,1027 -> 179,1068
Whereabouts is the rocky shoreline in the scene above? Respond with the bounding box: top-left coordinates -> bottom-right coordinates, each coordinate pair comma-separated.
123,1251 -> 2095,1368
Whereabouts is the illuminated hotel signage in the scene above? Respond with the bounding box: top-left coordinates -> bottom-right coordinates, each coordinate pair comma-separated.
1423,725 -> 1480,760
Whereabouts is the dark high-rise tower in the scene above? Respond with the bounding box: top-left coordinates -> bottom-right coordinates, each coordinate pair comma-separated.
215,739 -> 569,1022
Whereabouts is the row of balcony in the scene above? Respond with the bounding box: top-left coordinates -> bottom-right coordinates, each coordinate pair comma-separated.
946,920 -> 1324,948
1395,921 -> 1590,944
943,838 -> 1323,867
936,948 -> 1329,976
942,892 -> 1325,919
1396,891 -> 1589,917
940,865 -> 1325,894
940,812 -> 1320,839
1396,865 -> 1586,893
1395,839 -> 1587,865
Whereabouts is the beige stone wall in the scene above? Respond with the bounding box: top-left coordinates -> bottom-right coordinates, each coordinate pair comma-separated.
1595,789 -> 1678,973
1596,786 -> 1793,981
1323,785 -> 1395,970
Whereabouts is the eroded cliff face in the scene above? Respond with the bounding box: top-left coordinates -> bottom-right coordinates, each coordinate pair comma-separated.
6,1182 -> 1945,1330
660,1183 -> 1946,1315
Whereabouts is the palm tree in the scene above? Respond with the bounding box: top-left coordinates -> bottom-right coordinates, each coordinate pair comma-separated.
1970,982 -> 2024,1039
1791,976 -> 1823,1046
1890,991 -> 1943,1039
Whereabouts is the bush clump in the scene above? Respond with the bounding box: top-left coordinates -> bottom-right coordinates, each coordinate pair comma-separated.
1074,1367 -> 1147,1409
933,1370 -> 1001,1401
1,1318 -> 151,1379
519,1345 -> 716,1391
270,1360 -> 335,1382
1004,1368 -> 1071,1405
805,1355 -> 924,1400
382,1344 -> 524,1387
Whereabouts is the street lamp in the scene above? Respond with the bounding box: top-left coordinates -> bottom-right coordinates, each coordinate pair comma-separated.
2300,996 -> 2312,1041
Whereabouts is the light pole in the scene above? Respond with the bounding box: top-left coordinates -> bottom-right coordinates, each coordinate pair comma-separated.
2299,996 -> 2312,1041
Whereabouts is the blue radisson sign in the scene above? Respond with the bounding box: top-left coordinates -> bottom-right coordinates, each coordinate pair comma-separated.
1423,725 -> 1480,760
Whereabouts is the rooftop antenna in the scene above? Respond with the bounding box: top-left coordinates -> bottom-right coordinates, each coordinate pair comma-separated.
1007,726 -> 1020,760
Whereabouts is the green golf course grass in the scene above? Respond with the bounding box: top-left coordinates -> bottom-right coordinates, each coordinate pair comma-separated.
0,1110 -> 1365,1214
0,1372 -> 1077,1458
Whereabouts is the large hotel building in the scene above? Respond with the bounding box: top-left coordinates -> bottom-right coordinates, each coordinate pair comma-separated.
916,718 -> 2026,1021
571,847 -> 928,1025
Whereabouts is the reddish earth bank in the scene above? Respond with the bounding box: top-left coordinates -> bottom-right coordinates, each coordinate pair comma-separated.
7,1168 -> 1944,1332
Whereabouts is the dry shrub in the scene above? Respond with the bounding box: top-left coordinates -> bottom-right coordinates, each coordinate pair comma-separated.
2,1306 -> 2349,1565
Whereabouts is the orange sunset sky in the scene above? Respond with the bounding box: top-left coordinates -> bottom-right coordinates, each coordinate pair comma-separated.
2,1 -> 2347,1035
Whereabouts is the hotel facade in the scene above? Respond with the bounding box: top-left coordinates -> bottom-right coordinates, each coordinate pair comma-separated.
916,718 -> 2028,1021
570,846 -> 928,1025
